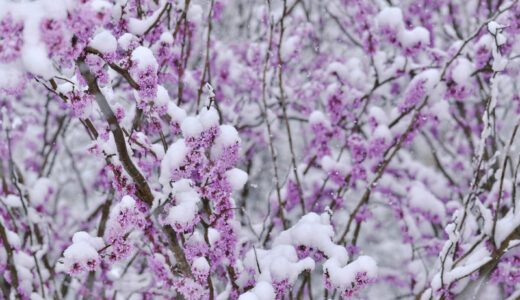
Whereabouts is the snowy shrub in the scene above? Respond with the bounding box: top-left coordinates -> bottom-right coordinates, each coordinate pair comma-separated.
1,0 -> 520,299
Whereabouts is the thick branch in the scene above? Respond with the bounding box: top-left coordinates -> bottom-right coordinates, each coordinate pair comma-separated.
77,58 -> 193,278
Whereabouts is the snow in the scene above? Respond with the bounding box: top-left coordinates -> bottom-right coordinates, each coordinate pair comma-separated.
444,223 -> 458,244
496,33 -> 507,46
270,254 -> 314,282
476,200 -> 493,236
90,30 -> 117,53
321,155 -> 348,175
216,125 -> 240,146
72,231 -> 105,251
487,21 -> 503,35
205,83 -> 215,100
208,228 -> 220,248
404,69 -> 440,100
166,199 -> 198,230
225,168 -> 248,190
181,116 -> 204,137
1,0 -> 62,79
464,244 -> 491,266
6,229 -> 21,249
193,257 -> 210,272
90,0 -> 113,13
131,46 -> 158,70
506,290 -> 520,300
321,156 -> 335,171
21,42 -> 55,79
176,189 -> 199,204
399,27 -> 430,48
508,240 -> 520,251
375,52 -> 406,81
185,231 -> 205,247
63,241 -> 99,268
99,131 -> 118,156
431,256 -> 491,290
54,81 -> 73,96
369,106 -> 388,125
374,125 -> 392,142
151,143 -> 165,160
160,139 -> 188,185
251,281 -> 276,300
167,103 -> 187,123
107,265 -> 121,281
452,58 -> 474,85
212,125 -> 241,158
128,6 -> 164,35
475,34 -> 493,54
407,260 -> 427,293
245,244 -> 315,284
430,100 -> 450,122
4,194 -> 22,208
30,293 -> 45,300
29,178 -> 54,205
155,85 -> 170,108
166,189 -> 201,230
198,107 -> 220,130
118,33 -> 138,51
327,61 -> 349,81
14,251 -> 35,281
106,196 -> 138,230
238,281 -> 275,300
120,195 -> 136,210
273,212 -> 349,265
27,207 -> 43,224
492,47 -> 508,72
187,4 -> 203,23
281,35 -> 299,61
495,210 -> 520,247
345,58 -> 366,88
377,7 -> 429,50
408,182 -> 445,222
309,110 -> 331,127
323,255 -> 377,290
0,64 -> 25,95
376,7 -> 404,30
171,178 -> 193,194
159,32 -> 173,44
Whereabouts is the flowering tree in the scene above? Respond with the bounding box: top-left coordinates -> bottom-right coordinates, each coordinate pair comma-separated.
1,0 -> 520,299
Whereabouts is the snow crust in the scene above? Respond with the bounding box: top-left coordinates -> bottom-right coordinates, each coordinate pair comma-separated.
131,46 -> 158,70
226,168 -> 248,191
90,30 -> 117,53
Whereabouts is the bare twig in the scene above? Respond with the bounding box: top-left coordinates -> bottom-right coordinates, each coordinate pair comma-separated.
277,0 -> 306,214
